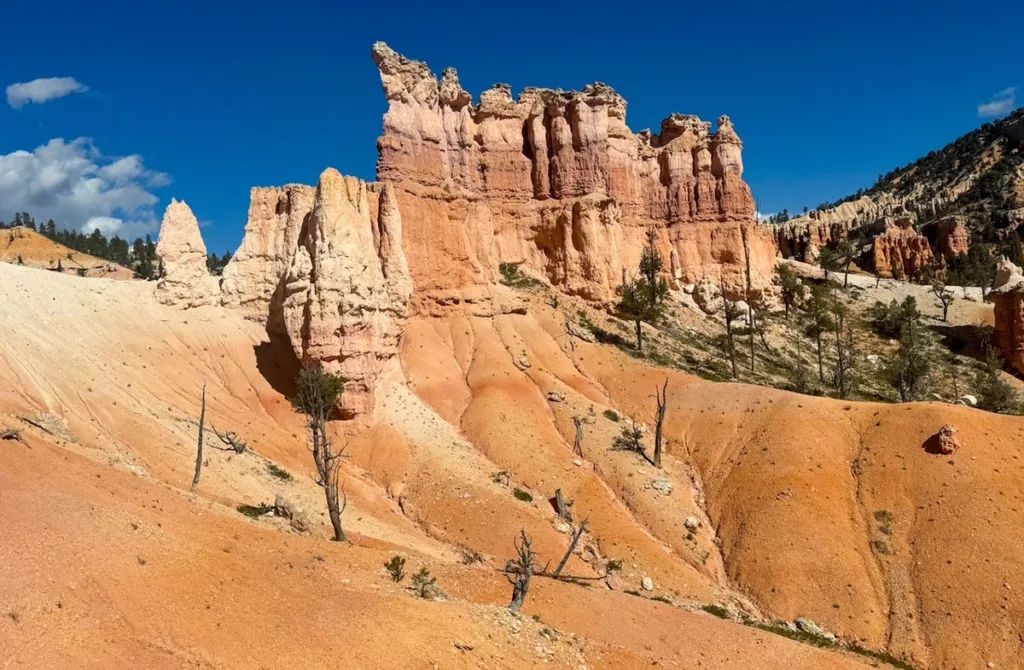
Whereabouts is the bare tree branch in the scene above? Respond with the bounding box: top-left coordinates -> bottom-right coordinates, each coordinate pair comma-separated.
190,382 -> 206,493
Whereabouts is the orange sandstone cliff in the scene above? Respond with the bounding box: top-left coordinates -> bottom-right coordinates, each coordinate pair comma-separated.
182,42 -> 777,415
370,42 -> 774,302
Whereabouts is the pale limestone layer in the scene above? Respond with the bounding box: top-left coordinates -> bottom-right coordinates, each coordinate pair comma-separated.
220,185 -> 315,329
155,199 -> 217,308
276,170 -> 412,417
371,42 -> 771,300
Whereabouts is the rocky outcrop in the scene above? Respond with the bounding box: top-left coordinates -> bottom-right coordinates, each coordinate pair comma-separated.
988,258 -> 1024,374
936,424 -> 961,455
155,199 -> 216,308
221,185 -> 314,329
371,42 -> 773,300
872,217 -> 936,279
276,169 -> 412,417
935,215 -> 970,259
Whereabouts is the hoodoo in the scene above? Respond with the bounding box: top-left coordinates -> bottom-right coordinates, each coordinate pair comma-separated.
154,199 -> 216,308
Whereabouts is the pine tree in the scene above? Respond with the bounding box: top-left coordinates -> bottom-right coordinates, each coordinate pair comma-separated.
617,229 -> 669,352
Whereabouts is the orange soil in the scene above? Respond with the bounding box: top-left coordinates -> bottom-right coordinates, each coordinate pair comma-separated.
2,262 -> 1020,668
1,226 -> 134,278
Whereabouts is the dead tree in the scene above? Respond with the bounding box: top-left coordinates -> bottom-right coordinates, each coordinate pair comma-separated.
553,488 -> 573,523
504,530 -> 536,613
210,425 -> 247,453
291,368 -> 348,542
190,382 -> 207,493
653,378 -> 668,468
550,519 -> 588,578
572,415 -> 584,457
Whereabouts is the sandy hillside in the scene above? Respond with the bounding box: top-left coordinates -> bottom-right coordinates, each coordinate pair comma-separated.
0,226 -> 134,279
1,261 -> 1021,668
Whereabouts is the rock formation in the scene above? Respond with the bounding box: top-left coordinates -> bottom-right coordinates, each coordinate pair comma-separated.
221,185 -> 314,328
936,424 -> 961,455
935,215 -> 970,260
210,43 -> 774,414
371,42 -> 774,300
988,258 -> 1024,374
872,217 -> 936,279
155,199 -> 216,308
276,169 -> 412,417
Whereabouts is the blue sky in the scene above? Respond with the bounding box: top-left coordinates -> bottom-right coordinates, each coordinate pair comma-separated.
2,0 -> 1021,253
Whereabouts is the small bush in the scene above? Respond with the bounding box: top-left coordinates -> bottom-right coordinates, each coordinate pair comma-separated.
499,262 -> 544,289
871,539 -> 891,555
702,604 -> 730,619
867,297 -> 921,340
237,502 -> 274,518
384,555 -> 406,583
512,487 -> 533,503
76,268 -> 87,277
847,643 -> 919,670
975,349 -> 1022,414
460,548 -> 484,565
411,567 -> 442,599
267,463 -> 294,481
753,622 -> 837,648
603,409 -> 620,422
605,559 -> 623,572
1,427 -> 23,442
874,510 -> 894,535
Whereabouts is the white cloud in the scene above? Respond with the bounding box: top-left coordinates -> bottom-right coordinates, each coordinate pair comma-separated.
756,211 -> 775,222
82,216 -> 123,235
6,77 -> 89,109
0,137 -> 170,236
978,87 -> 1016,118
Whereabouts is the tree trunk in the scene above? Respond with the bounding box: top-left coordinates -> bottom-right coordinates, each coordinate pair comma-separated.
635,320 -> 643,352
190,383 -> 206,493
653,379 -> 667,468
312,418 -> 346,542
554,488 -> 572,522
552,521 -> 588,578
748,307 -> 757,372
509,579 -> 530,613
325,482 -> 346,542
816,332 -> 824,382
844,266 -> 850,288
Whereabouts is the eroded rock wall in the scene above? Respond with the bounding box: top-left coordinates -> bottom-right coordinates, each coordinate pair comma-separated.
372,42 -> 772,300
221,185 -> 314,329
275,169 -> 412,417
872,217 -> 937,279
989,258 -> 1024,374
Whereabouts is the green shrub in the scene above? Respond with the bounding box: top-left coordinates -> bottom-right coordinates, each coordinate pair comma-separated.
701,604 -> 730,619
237,503 -> 274,518
384,555 -> 406,583
499,262 -> 544,289
871,539 -> 891,555
867,297 -> 921,340
512,487 -> 533,503
267,463 -> 293,481
603,409 -> 620,422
